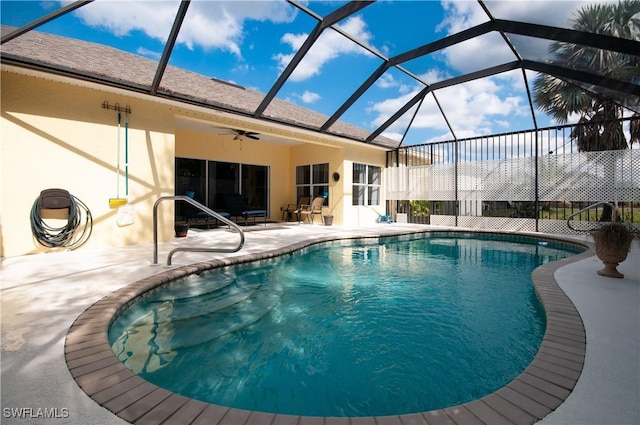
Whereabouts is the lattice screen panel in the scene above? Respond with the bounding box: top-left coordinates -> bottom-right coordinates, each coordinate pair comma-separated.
387,151 -> 638,201
386,164 -> 457,200
538,219 -> 584,235
385,165 -> 409,200
426,163 -> 456,201
457,158 -> 536,202
457,217 -> 537,232
538,150 -> 640,201
385,149 -> 638,235
430,215 -> 456,227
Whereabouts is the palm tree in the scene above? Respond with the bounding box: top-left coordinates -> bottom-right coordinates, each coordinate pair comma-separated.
533,0 -> 640,222
533,0 -> 640,152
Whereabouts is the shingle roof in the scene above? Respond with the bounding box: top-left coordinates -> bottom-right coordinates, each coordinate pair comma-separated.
0,25 -> 399,148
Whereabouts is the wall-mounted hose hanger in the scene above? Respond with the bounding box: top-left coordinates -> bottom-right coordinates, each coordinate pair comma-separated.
30,188 -> 93,249
102,101 -> 136,226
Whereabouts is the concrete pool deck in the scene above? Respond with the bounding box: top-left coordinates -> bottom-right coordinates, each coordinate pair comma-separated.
1,223 -> 638,425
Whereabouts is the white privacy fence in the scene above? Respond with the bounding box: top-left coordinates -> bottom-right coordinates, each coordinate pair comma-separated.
386,147 -> 640,234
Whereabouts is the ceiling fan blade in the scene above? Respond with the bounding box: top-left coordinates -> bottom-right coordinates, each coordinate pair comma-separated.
233,129 -> 260,140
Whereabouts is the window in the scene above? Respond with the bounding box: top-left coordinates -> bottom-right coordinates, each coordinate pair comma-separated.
296,163 -> 329,204
353,163 -> 381,206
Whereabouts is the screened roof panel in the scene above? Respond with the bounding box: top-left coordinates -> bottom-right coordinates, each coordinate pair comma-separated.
29,1 -> 174,73
508,34 -> 639,84
1,0 -> 638,149
401,31 -> 516,79
275,26 -> 383,118
169,1 -> 306,93
483,1 -> 587,29
338,66 -> 426,136
351,1 -> 452,57
436,71 -> 535,138
391,94 -> 456,146
486,0 -> 640,42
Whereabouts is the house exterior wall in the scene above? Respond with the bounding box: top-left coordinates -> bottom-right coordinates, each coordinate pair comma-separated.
1,70 -> 176,257
1,67 -> 390,257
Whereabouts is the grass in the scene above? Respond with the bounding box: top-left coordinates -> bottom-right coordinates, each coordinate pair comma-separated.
540,209 -> 640,224
481,208 -> 640,223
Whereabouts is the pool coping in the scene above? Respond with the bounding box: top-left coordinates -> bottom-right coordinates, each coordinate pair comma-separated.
64,230 -> 593,425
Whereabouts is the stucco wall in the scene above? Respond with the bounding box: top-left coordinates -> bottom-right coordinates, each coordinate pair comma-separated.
1,67 -> 390,257
1,70 -> 176,257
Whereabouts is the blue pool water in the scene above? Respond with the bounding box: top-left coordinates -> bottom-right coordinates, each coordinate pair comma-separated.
109,234 -> 582,417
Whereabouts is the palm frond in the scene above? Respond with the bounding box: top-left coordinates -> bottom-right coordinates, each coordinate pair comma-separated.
533,0 -> 640,152
631,113 -> 640,145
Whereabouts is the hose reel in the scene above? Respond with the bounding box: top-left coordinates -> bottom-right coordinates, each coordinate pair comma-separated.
30,188 -> 93,249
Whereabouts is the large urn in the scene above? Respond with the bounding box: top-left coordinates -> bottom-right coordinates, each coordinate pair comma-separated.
590,223 -> 635,278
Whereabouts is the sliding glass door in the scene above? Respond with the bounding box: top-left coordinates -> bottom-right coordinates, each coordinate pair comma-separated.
242,164 -> 268,210
208,161 -> 240,210
175,158 -> 269,219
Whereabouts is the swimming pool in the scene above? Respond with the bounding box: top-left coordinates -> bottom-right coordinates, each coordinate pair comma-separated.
107,232 -> 585,417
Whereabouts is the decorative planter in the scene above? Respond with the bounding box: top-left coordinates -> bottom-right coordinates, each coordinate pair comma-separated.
174,224 -> 189,238
590,223 -> 635,278
323,215 -> 334,226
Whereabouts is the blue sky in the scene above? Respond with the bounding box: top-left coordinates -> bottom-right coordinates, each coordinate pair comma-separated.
1,1 -> 601,145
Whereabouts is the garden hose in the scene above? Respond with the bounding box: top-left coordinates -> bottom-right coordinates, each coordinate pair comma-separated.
30,191 -> 93,249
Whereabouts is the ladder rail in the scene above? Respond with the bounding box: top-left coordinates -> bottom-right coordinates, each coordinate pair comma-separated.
153,195 -> 245,265
566,201 -> 615,233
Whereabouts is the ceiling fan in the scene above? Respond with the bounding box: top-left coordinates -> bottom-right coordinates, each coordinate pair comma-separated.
232,129 -> 260,140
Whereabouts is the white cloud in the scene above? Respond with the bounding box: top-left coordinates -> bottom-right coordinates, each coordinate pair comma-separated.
300,91 -> 321,103
377,73 -> 397,89
71,1 -> 178,38
480,1 -> 597,28
136,46 -> 161,60
274,15 -> 374,82
68,0 -> 297,56
369,70 -> 529,139
367,88 -> 420,127
437,1 -> 596,73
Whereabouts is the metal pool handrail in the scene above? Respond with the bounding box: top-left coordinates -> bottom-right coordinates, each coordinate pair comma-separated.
153,195 -> 245,266
566,201 -> 615,232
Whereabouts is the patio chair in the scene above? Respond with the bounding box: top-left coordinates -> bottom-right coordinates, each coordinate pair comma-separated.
285,196 -> 310,222
184,192 -> 230,229
299,196 -> 324,224
223,193 -> 267,226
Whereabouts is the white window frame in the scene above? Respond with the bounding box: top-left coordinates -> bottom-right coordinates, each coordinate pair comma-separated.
296,163 -> 329,204
352,163 -> 381,206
